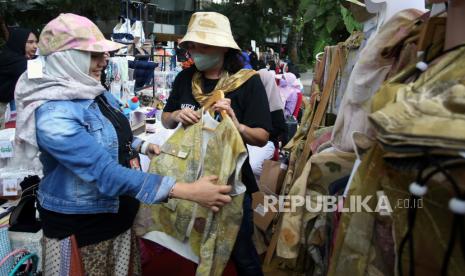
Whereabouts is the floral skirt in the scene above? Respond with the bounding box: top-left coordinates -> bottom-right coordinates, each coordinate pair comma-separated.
42,229 -> 141,276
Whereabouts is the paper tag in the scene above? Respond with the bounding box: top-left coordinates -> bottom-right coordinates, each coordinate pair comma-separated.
2,178 -> 19,196
254,204 -> 266,217
178,150 -> 188,159
343,159 -> 362,198
27,58 -> 43,79
0,140 -> 14,158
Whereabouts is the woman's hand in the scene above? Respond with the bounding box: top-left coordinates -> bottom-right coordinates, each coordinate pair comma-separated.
172,176 -> 232,212
212,98 -> 242,130
212,98 -> 269,146
173,108 -> 201,127
145,143 -> 161,159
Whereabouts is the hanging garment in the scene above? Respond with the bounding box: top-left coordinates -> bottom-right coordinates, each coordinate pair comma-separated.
277,151 -> 355,260
131,20 -> 145,48
329,43 -> 465,276
293,45 -> 345,185
327,144 -> 400,276
331,10 -> 424,152
327,32 -> 365,117
370,46 -> 465,150
382,163 -> 465,276
112,18 -> 134,44
134,111 -> 247,276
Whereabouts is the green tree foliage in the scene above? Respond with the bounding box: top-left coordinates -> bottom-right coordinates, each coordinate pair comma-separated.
203,1 -> 270,49
2,0 -> 362,68
205,0 -> 361,67
299,0 -> 360,65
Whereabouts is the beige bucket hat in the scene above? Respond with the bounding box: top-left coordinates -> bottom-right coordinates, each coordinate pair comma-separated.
179,12 -> 240,50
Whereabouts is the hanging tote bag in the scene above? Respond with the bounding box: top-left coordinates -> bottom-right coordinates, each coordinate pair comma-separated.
0,226 -> 13,275
8,252 -> 38,276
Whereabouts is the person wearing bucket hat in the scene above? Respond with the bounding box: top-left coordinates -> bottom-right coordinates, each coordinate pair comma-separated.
161,11 -> 270,276
14,13 -> 232,274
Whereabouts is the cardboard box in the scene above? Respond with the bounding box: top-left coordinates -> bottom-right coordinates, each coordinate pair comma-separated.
258,160 -> 287,195
252,191 -> 279,231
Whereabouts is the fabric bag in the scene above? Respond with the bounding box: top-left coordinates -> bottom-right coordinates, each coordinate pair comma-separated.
6,250 -> 39,276
0,226 -> 13,275
112,17 -> 134,44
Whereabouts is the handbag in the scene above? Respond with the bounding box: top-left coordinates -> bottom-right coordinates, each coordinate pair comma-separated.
0,226 -> 13,275
9,176 -> 41,233
8,251 -> 38,276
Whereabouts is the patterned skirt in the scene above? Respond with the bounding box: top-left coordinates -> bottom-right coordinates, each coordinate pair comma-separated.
42,229 -> 141,276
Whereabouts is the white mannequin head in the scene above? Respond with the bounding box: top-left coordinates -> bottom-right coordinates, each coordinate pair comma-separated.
365,0 -> 426,28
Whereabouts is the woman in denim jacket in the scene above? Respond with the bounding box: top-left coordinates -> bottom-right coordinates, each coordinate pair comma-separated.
14,13 -> 232,275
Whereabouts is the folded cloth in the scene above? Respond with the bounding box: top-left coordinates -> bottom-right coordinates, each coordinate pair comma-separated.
128,60 -> 157,89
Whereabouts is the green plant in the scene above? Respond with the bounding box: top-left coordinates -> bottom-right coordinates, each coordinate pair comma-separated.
340,5 -> 362,33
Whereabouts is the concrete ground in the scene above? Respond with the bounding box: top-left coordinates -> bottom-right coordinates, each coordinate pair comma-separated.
299,70 -> 314,97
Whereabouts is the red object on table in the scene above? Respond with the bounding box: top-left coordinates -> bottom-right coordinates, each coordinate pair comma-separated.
5,121 -> 15,128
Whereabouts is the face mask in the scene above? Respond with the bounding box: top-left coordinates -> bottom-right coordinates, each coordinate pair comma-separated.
191,52 -> 222,71
266,65 -> 270,70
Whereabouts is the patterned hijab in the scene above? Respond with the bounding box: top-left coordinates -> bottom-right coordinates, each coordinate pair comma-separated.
15,49 -> 105,154
258,69 -> 285,112
279,72 -> 300,102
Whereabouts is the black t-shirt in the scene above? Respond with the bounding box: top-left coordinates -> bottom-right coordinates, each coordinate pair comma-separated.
39,95 -> 139,247
164,67 -> 272,193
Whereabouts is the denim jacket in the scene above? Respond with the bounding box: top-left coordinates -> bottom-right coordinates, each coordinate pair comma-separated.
35,91 -> 175,214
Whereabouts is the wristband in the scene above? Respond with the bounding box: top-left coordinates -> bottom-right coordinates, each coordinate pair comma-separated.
140,141 -> 149,155
168,184 -> 176,199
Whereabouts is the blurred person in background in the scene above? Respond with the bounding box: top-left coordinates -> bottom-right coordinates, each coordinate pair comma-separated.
0,27 -> 37,128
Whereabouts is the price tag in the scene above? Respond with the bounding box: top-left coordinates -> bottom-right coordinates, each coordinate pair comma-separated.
27,58 -> 43,79
2,178 -> 19,196
0,140 -> 14,158
254,204 -> 266,217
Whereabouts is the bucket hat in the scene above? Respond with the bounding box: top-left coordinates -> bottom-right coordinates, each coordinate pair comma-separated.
179,12 -> 240,50
38,13 -> 124,56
